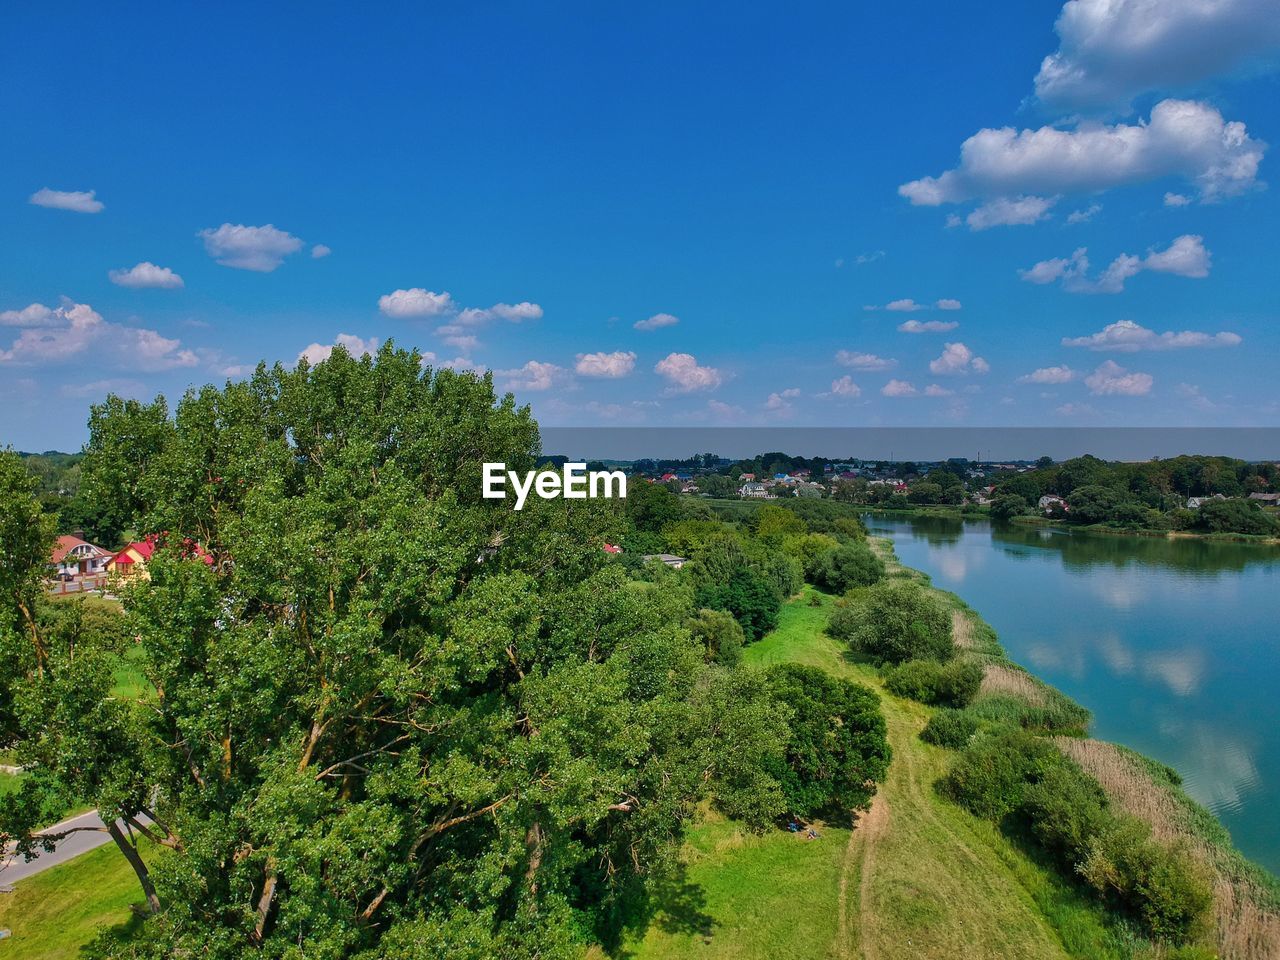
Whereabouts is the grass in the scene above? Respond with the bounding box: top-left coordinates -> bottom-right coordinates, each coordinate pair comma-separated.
0,840 -> 147,959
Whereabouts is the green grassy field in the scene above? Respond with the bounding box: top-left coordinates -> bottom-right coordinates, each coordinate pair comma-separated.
0,841 -> 146,959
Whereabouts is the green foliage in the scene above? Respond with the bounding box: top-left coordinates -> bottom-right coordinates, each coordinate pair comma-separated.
827,580 -> 952,664
919,709 -> 979,749
882,657 -> 982,707
695,566 -> 783,642
940,728 -> 1058,821
686,608 -> 746,667
1193,497 -> 1278,536
76,395 -> 173,546
626,478 -> 684,532
807,541 -> 885,594
762,664 -> 890,820
990,493 -> 1030,522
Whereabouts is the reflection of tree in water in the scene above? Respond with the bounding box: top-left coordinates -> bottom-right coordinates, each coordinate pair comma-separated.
990,522 -> 1280,575
865,512 -> 964,546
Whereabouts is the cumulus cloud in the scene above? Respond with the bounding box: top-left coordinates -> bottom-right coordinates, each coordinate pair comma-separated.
1085,359 -> 1154,395
899,100 -> 1265,209
965,195 -> 1058,230
0,300 -> 197,371
299,333 -> 380,366
765,387 -> 801,411
854,250 -> 885,265
830,376 -> 862,398
1018,365 -> 1077,384
456,302 -> 544,326
935,298 -> 963,311
311,244 -> 332,259
634,312 -> 679,331
1034,0 -> 1280,110
655,352 -> 723,392
378,288 -> 456,318
929,342 -> 989,375
575,350 -> 636,378
1164,192 -> 1192,207
881,379 -> 919,397
497,360 -> 566,392
1067,203 -> 1102,224
1021,235 -> 1211,293
109,262 -> 185,289
885,298 -> 927,312
29,188 -> 103,213
198,223 -> 304,272
0,304 -> 61,327
924,384 -> 955,397
898,318 -> 960,333
836,350 -> 896,371
1063,318 -> 1241,351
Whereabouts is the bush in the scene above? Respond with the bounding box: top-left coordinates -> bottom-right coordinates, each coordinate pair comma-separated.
882,658 -> 982,707
919,709 -> 979,749
685,608 -> 745,667
828,580 -> 952,664
1194,498 -> 1279,536
764,664 -> 891,819
695,565 -> 782,642
809,541 -> 884,593
990,493 -> 1029,522
940,728 -> 1058,821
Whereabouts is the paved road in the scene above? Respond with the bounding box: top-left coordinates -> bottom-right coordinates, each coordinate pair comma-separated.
0,810 -> 114,884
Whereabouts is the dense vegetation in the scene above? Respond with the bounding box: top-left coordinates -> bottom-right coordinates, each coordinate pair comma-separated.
993,455 -> 1279,537
0,345 -> 892,959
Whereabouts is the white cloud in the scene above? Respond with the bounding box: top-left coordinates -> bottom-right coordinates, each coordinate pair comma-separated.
60,378 -> 148,400
899,100 -> 1265,207
929,342 -> 989,375
966,195 -> 1058,230
0,304 -> 59,327
830,376 -> 862,398
1067,203 -> 1102,224
298,333 -> 380,366
378,288 -> 456,318
455,301 -> 544,326
497,360 -> 566,392
198,223 -> 304,272
935,298 -> 963,311
898,318 -> 959,333
1018,365 -> 1077,384
924,384 -> 955,397
575,350 -> 636,378
1164,192 -> 1192,207
311,244 -> 332,259
29,188 -> 103,213
109,262 -> 185,289
420,352 -> 484,373
836,350 -> 896,371
1085,359 -> 1154,395
765,387 -> 801,411
881,379 -> 919,397
1177,382 -> 1216,410
855,250 -> 885,265
634,312 -> 679,331
1021,235 -> 1211,293
0,300 -> 197,371
1063,318 -> 1241,351
886,298 -> 927,312
654,352 -> 723,392
1034,0 -> 1280,110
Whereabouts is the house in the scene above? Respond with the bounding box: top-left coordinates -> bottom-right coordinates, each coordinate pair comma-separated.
602,542 -> 623,554
1186,494 -> 1226,510
50,535 -> 113,579
1248,493 -> 1280,504
739,481 -> 769,498
107,540 -> 157,580
1038,495 -> 1068,512
739,472 -> 755,482
642,553 -> 687,570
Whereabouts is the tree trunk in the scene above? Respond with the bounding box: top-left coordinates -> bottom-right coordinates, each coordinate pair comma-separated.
106,818 -> 162,914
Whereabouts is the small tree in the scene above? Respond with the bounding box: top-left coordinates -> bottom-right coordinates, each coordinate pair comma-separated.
686,607 -> 746,666
764,664 -> 890,820
828,580 -> 952,663
990,493 -> 1029,522
809,542 -> 884,593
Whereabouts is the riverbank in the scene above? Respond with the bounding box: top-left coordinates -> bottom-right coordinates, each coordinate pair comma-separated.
1012,515 -> 1280,545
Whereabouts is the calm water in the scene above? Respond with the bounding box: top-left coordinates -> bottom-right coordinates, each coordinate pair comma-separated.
865,513 -> 1280,875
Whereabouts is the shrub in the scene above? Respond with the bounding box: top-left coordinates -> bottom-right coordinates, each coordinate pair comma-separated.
809,541 -> 885,593
882,658 -> 982,707
764,664 -> 891,819
685,607 -> 745,667
919,709 -> 979,749
695,565 -> 782,642
940,729 -> 1058,821
1195,498 -> 1279,536
990,493 -> 1029,522
828,580 -> 952,664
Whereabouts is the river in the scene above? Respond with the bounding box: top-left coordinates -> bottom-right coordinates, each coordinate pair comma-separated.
864,513 -> 1280,875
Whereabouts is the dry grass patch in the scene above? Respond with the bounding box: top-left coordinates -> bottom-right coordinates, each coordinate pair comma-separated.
951,610 -> 974,649
979,665 -> 1050,708
1054,737 -> 1280,960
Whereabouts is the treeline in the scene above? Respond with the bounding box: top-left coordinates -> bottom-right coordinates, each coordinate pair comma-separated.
992,455 -> 1279,537
0,345 -> 892,959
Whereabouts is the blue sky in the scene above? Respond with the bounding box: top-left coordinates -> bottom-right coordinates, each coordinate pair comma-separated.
2,1 -> 1279,451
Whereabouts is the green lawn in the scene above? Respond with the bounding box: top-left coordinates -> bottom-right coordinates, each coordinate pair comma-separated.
0,841 -> 146,959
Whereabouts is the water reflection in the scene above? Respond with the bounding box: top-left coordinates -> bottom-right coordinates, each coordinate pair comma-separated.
869,513 -> 1280,874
